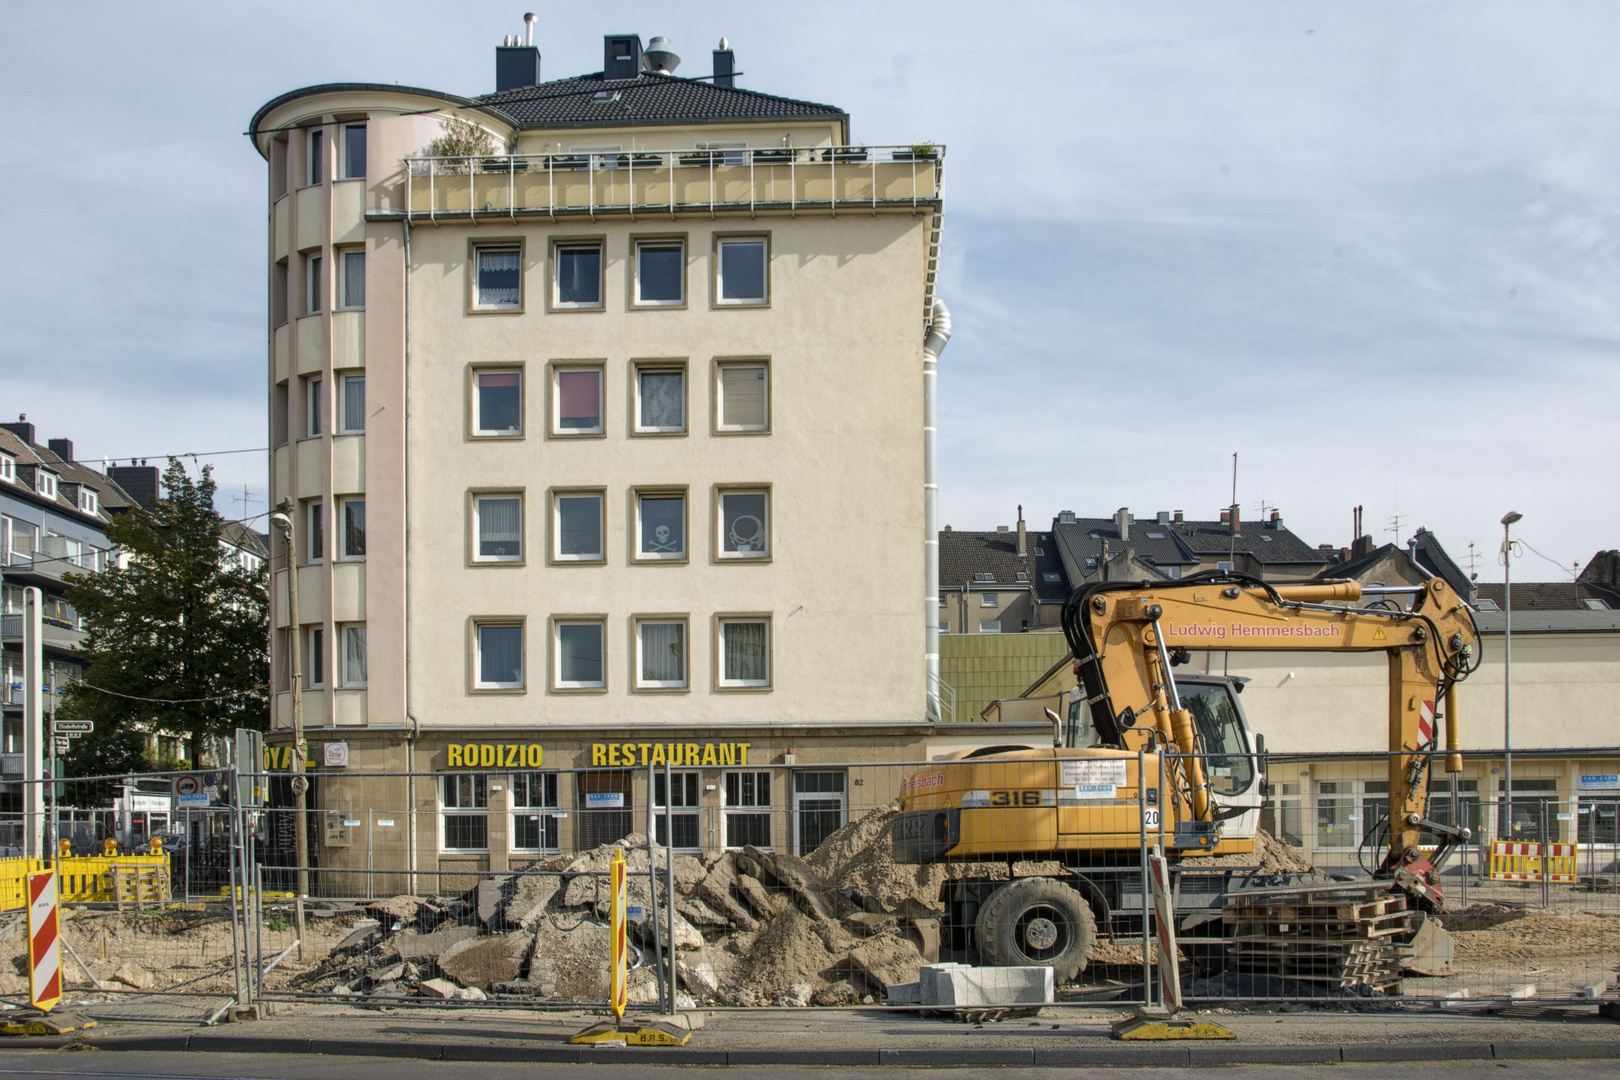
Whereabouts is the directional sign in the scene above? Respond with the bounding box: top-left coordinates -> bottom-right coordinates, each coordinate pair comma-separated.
51,720 -> 93,735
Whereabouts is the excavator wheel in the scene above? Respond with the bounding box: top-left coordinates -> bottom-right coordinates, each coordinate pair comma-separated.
974,878 -> 1096,985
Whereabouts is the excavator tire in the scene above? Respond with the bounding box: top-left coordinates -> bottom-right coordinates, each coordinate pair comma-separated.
974,878 -> 1096,985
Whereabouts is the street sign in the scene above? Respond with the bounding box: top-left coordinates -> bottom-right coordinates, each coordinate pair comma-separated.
51,739 -> 70,756
51,720 -> 93,735
171,773 -> 218,809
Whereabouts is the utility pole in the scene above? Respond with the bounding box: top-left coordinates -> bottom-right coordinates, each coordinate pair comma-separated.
1501,511 -> 1522,843
268,506 -> 308,959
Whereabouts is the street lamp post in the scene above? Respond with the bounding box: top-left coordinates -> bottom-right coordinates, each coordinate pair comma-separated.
1500,511 -> 1522,845
268,508 -> 308,959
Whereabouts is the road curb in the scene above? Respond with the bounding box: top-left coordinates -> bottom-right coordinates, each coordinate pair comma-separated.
63,1033 -> 1620,1065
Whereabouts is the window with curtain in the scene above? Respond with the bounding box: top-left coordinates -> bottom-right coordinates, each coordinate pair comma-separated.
636,368 -> 685,432
476,624 -> 523,688
637,621 -> 686,688
637,493 -> 684,559
474,495 -> 522,562
342,124 -> 366,179
717,363 -> 767,431
555,243 -> 603,307
475,370 -> 521,435
341,375 -> 365,433
342,250 -> 365,308
555,622 -> 604,688
441,774 -> 488,850
720,491 -> 768,557
554,493 -> 603,560
341,499 -> 365,559
717,238 -> 768,304
342,624 -> 367,687
475,247 -> 522,309
720,620 -> 769,686
554,368 -> 602,433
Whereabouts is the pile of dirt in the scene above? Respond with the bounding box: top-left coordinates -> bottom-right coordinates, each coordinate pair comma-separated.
1198,829 -> 1314,873
1447,910 -> 1620,966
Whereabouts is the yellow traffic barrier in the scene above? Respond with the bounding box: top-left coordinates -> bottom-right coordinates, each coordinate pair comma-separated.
1488,841 -> 1578,883
0,853 -> 171,912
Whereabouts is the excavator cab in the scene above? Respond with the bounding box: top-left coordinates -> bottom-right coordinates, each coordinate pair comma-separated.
1164,675 -> 1266,847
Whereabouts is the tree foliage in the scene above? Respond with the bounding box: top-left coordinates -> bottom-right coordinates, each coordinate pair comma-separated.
425,116 -> 497,159
58,460 -> 268,775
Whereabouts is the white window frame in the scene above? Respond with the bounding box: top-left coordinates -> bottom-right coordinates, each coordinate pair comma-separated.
306,253 -> 323,314
634,491 -> 687,561
551,490 -> 605,563
552,619 -> 607,690
78,488 -> 97,515
570,143 -> 623,170
510,772 -> 561,853
979,620 -> 1002,634
717,489 -> 770,560
339,623 -> 367,688
652,770 -> 702,851
551,365 -> 604,436
715,361 -> 769,433
722,770 -> 773,851
472,367 -> 523,438
0,454 -> 13,483
552,241 -> 605,309
306,624 -> 326,689
633,364 -> 687,434
37,471 -> 57,500
715,236 -> 769,306
633,238 -> 685,307
339,248 -> 365,309
338,497 -> 365,560
634,617 -> 688,690
981,593 -> 998,607
440,774 -> 490,853
305,499 -> 324,564
938,620 -> 950,634
306,377 -> 324,437
472,493 -> 524,564
473,245 -> 523,311
717,618 -> 771,689
473,621 -> 525,691
338,374 -> 365,434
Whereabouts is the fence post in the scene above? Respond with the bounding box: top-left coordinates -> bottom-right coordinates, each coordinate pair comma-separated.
1138,747 -> 1151,1008
665,755 -> 678,1015
647,757 -> 667,1013
1541,802 -> 1550,909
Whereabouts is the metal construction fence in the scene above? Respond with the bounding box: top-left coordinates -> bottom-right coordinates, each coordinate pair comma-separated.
0,749 -> 1614,1020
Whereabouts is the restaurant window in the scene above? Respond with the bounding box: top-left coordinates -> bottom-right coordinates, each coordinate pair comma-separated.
511,772 -> 560,852
653,771 -> 701,850
441,774 -> 489,852
723,771 -> 772,849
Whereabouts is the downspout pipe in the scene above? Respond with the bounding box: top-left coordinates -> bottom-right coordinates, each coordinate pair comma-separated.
922,297 -> 952,720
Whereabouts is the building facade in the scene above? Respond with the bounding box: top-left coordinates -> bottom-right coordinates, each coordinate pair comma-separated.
249,29 -> 954,873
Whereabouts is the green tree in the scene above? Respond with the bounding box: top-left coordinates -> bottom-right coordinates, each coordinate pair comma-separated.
57,459 -> 269,776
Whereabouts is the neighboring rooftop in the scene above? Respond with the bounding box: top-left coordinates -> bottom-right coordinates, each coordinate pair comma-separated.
1474,582 -> 1616,612
1051,507 -> 1330,584
478,71 -> 846,130
0,420 -> 135,526
939,526 -> 1070,603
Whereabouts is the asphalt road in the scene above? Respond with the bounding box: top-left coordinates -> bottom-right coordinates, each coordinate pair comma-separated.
0,1055 -> 1617,1079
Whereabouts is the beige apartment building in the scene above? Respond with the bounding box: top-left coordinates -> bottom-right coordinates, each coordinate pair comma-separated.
248,29 -> 963,876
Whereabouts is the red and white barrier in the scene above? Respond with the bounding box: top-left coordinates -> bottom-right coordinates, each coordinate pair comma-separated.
27,870 -> 61,1013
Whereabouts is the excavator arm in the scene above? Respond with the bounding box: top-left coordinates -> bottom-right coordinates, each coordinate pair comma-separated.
1060,570 -> 1481,906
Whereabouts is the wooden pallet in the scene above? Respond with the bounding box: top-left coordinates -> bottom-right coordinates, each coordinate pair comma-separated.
111,865 -> 169,910
1223,887 -> 1412,989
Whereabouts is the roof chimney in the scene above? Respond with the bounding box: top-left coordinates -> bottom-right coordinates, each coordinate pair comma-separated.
1116,507 -> 1130,542
1057,510 -> 1076,525
48,438 -> 73,463
0,417 -> 35,447
604,34 -> 643,79
495,27 -> 542,93
1270,509 -> 1282,529
1016,505 -> 1027,557
1173,510 -> 1183,523
109,464 -> 160,507
1220,509 -> 1230,524
712,38 -> 735,88
1156,511 -> 1170,524
643,36 -> 681,74
1229,506 -> 1241,535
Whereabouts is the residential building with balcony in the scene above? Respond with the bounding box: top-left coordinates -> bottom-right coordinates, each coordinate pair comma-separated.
248,27 -> 974,873
0,421 -> 134,766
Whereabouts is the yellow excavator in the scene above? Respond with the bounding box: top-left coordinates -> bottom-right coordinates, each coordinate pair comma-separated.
892,571 -> 1481,982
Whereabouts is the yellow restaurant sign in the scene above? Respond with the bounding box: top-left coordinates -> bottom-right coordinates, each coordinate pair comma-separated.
446,743 -> 546,769
592,742 -> 751,767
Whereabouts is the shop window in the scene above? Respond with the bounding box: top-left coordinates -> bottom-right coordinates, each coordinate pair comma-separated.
441,774 -> 489,852
1498,777 -> 1560,841
578,770 -> 633,849
654,771 -> 701,850
511,772 -> 560,852
793,771 -> 845,857
723,771 -> 772,849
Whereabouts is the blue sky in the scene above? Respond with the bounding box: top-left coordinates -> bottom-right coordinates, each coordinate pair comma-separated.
1,1 -> 1615,581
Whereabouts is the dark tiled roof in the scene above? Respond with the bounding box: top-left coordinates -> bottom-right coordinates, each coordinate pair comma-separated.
1474,582 -> 1615,612
0,428 -> 133,525
1314,542 -> 1401,583
1473,609 -> 1620,633
477,72 -> 846,130
1052,518 -> 1197,581
1410,528 -> 1473,599
1170,517 -> 1330,566
939,530 -> 1070,602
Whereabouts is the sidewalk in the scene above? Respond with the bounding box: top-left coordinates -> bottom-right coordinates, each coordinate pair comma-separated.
20,1001 -> 1620,1066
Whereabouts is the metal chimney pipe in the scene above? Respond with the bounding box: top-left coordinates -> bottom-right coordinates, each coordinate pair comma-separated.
524,12 -> 535,47
923,298 -> 953,721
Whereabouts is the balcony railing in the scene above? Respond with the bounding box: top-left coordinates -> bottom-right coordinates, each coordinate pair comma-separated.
404,145 -> 944,222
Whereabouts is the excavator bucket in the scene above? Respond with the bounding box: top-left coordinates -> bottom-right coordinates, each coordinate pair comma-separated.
1402,914 -> 1455,977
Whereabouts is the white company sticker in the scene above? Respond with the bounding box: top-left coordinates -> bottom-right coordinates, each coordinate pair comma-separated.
1061,760 -> 1128,791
